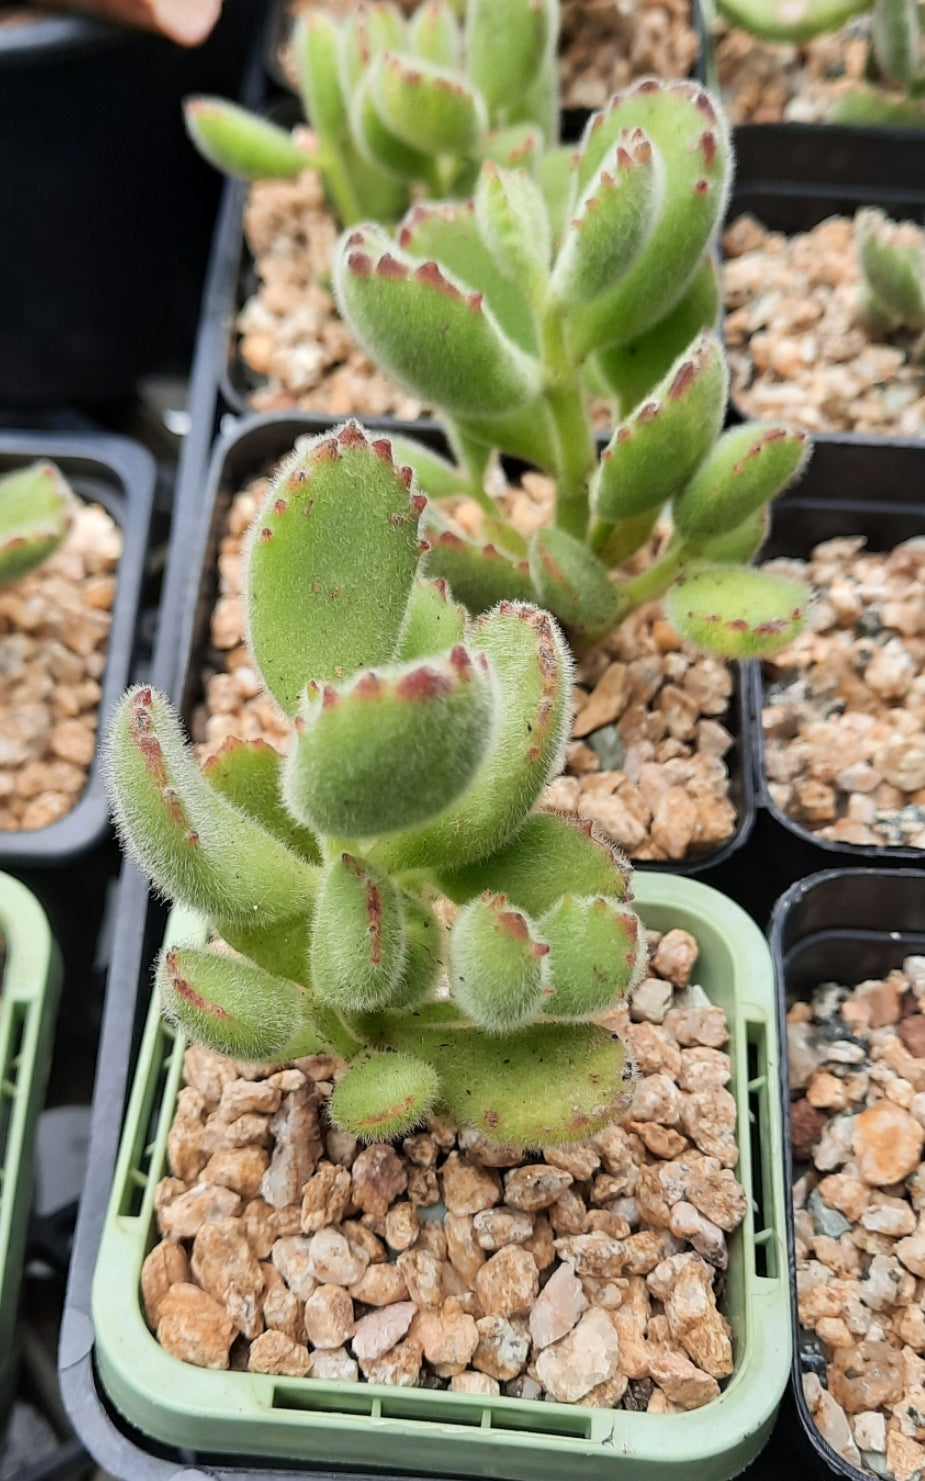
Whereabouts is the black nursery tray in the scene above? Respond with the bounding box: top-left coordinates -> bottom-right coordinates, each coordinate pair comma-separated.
0,433 -> 155,867
770,867 -> 925,1481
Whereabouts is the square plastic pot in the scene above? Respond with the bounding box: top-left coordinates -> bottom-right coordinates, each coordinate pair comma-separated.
769,866 -> 925,1481
84,872 -> 789,1481
0,433 -> 156,867
0,872 -> 63,1421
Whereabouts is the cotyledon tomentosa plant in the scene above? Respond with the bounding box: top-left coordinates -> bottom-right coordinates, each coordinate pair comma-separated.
715,0 -> 925,125
856,206 -> 925,353
183,0 -> 561,230
0,462 -> 73,585
104,422 -> 647,1148
333,76 -> 812,657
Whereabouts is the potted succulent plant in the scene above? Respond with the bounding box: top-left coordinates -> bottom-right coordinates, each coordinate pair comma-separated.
62,420 -> 790,1479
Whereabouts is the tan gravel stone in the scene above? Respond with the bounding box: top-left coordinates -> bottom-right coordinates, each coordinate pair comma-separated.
247,1328 -> 312,1377
535,1308 -> 620,1403
853,1102 -> 925,1186
441,1153 -> 502,1215
141,1241 -> 190,1327
351,1143 -> 407,1217
156,1284 -> 237,1370
475,1247 -> 539,1318
528,1261 -> 588,1349
192,1217 -> 266,1338
303,1284 -> 355,1349
351,1302 -> 417,1364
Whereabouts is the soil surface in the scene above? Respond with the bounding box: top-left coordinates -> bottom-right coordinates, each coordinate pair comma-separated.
761,535 -> 925,850
723,213 -> 925,438
147,925 -> 748,1408
0,500 -> 121,832
192,470 -> 738,864
714,14 -> 873,125
788,961 -> 925,1481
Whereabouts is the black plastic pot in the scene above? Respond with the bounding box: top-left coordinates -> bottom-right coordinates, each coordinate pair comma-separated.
0,433 -> 155,865
724,180 -> 925,449
0,0 -> 265,408
769,866 -> 925,1481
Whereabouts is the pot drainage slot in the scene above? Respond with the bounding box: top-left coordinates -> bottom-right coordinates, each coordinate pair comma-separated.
271,1386 -> 592,1438
746,1022 -> 778,1281
118,1026 -> 177,1219
0,1004 -> 26,1185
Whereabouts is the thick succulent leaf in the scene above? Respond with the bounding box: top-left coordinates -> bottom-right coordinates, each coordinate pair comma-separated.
0,461 -> 73,584
329,1051 -> 440,1138
397,199 -> 537,351
474,162 -> 551,298
377,1004 -> 631,1145
202,738 -> 321,864
389,894 -> 443,1007
478,124 -> 543,171
183,98 -> 312,180
528,526 -> 619,632
449,893 -> 550,1032
511,42 -> 559,138
374,603 -> 573,870
856,207 -> 925,328
409,0 -> 461,65
105,686 -> 316,925
352,75 -> 439,183
435,811 -> 631,915
334,226 -> 542,416
550,129 -> 658,307
452,398 -> 559,469
157,946 -> 329,1061
284,647 -> 496,838
310,854 -> 407,1010
591,332 -> 728,522
672,423 -> 810,542
537,145 -> 576,242
715,0 -> 868,37
340,2 -> 407,92
830,87 -> 925,125
466,0 -> 553,119
386,433 -> 471,499
245,423 -> 425,714
665,563 -> 810,658
700,506 -> 770,565
370,51 -> 486,155
423,523 -> 536,614
396,576 -> 468,660
568,81 -> 730,354
594,255 -> 719,415
294,12 -> 348,143
213,914 -> 312,984
873,0 -> 920,81
540,895 -> 645,1019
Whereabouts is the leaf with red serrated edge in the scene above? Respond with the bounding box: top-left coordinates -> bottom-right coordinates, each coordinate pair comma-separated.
408,0 -> 460,67
352,75 -> 439,184
370,50 -> 486,156
672,422 -> 810,543
158,947 -> 329,1062
474,161 -> 551,298
333,227 -> 542,416
528,526 -> 619,633
550,128 -> 658,307
422,524 -> 536,614
665,563 -> 809,658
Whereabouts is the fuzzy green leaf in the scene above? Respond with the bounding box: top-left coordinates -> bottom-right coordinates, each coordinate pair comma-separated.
856,207 -> 925,328
474,162 -> 551,299
311,854 -> 407,1011
284,647 -> 496,838
701,506 -> 770,565
375,602 -> 573,870
183,97 -> 312,180
370,51 -> 486,155
213,914 -> 312,984
423,522 -> 536,613
540,895 -> 645,1019
329,1050 -> 440,1138
340,2 -> 407,93
665,563 -> 809,658
202,738 -> 321,864
334,226 -> 542,416
528,526 -> 619,633
449,892 -> 550,1032
435,811 -> 631,915
390,895 -> 443,1008
386,434 -> 471,499
396,576 -> 468,660
714,0 -> 868,41
377,1004 -> 631,1145
105,686 -> 316,925
294,12 -> 348,144
352,75 -> 439,183
0,461 -> 73,584
872,0 -> 919,83
158,946 -> 329,1062
672,423 -> 810,543
478,124 -> 543,171
409,0 -> 461,65
466,0 -> 553,118
550,129 -> 658,307
592,332 -> 728,522
568,81 -> 730,355
594,255 -> 719,414
245,423 -> 425,714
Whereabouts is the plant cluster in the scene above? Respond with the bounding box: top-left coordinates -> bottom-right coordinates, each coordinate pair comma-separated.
105,424 -> 646,1148
184,0 -> 561,228
716,0 -> 925,124
334,77 -> 811,656
857,206 -> 925,353
0,461 -> 73,586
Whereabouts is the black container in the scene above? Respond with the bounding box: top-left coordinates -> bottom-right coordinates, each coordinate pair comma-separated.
724,179 -> 925,449
0,433 -> 155,866
731,121 -> 925,198
0,0 -> 264,408
769,866 -> 925,1481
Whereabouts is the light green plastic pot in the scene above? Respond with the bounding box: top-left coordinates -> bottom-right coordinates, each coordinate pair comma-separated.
0,873 -> 62,1415
92,873 -> 791,1481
